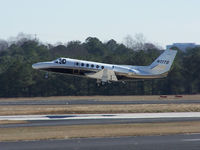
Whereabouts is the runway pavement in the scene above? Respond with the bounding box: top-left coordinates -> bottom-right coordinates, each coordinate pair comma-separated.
1,112 -> 200,128
1,112 -> 200,149
0,99 -> 200,105
1,133 -> 200,150
1,117 -> 200,128
1,112 -> 200,120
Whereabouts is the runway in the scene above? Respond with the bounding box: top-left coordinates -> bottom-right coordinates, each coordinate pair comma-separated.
2,117 -> 200,128
1,112 -> 200,128
0,99 -> 200,105
1,133 -> 200,150
1,99 -> 200,149
2,112 -> 200,120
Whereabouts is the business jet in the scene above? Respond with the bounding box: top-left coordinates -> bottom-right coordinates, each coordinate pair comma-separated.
32,49 -> 177,84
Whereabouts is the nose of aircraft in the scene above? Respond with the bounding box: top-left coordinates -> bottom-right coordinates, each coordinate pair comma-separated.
32,63 -> 41,69
32,62 -> 53,69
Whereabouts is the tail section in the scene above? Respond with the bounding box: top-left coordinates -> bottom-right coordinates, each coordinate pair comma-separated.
149,49 -> 177,74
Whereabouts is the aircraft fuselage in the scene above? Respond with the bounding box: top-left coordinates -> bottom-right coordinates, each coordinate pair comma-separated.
32,50 -> 177,82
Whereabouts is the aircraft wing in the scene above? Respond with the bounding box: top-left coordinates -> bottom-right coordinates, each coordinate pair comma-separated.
85,69 -> 118,82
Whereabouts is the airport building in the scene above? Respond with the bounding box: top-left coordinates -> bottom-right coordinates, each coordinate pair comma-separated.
166,43 -> 200,52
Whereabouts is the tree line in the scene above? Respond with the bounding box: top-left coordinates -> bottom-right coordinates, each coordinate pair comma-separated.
0,35 -> 199,97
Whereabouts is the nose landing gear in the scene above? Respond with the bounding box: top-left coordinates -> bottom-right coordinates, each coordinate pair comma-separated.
45,72 -> 49,79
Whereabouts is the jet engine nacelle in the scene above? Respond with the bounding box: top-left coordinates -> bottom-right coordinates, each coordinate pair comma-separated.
114,66 -> 138,75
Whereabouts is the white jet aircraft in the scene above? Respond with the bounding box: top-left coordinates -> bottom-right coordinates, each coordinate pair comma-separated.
32,49 -> 177,84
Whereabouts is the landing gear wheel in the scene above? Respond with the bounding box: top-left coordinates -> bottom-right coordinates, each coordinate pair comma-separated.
45,72 -> 49,79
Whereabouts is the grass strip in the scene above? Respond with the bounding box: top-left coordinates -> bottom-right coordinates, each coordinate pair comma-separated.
1,121 -> 200,141
0,120 -> 28,125
0,95 -> 200,101
1,104 -> 200,115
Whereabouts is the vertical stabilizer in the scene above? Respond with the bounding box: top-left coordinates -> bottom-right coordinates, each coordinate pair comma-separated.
149,49 -> 177,74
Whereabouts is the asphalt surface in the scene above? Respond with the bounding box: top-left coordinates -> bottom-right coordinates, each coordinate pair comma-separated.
1,98 -> 200,149
1,117 -> 200,128
1,134 -> 200,150
0,99 -> 200,105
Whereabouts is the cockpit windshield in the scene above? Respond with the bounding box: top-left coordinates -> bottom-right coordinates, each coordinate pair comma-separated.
53,58 -> 59,64
54,58 -> 66,64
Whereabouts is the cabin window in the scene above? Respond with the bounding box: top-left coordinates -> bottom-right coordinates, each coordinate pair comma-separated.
81,63 -> 84,66
86,64 -> 89,67
112,66 -> 114,69
91,64 -> 94,67
96,65 -> 99,68
101,66 -> 104,69
76,62 -> 79,66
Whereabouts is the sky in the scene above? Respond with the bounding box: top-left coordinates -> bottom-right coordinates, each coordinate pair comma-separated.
0,0 -> 200,47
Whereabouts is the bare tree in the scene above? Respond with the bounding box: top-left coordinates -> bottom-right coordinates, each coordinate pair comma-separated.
124,33 -> 147,50
133,33 -> 146,50
0,39 -> 8,51
124,34 -> 134,49
8,32 -> 37,46
124,33 -> 161,51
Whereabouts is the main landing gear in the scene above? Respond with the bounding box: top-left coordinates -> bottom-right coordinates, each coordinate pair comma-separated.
96,80 -> 111,86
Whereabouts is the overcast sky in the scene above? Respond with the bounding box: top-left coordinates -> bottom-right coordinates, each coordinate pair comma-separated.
0,0 -> 200,47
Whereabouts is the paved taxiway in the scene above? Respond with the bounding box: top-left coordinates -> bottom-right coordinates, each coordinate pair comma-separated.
1,133 -> 200,150
0,99 -> 200,105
